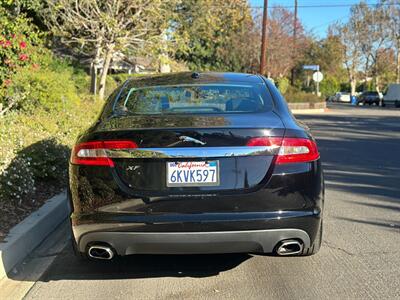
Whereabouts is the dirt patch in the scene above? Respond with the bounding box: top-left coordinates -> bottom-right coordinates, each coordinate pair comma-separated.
0,183 -> 64,242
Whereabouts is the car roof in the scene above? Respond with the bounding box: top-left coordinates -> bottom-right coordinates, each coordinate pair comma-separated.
125,72 -> 264,87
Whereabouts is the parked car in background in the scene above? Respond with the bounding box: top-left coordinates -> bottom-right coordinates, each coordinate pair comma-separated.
333,92 -> 351,103
69,72 -> 324,261
326,94 -> 336,102
383,84 -> 400,107
357,91 -> 381,106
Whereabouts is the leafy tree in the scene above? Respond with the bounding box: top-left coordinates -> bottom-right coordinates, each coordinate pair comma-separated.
298,33 -> 346,93
375,48 -> 397,87
330,20 -> 363,95
43,0 -> 175,99
303,34 -> 344,78
265,6 -> 308,78
173,0 -> 255,72
381,0 -> 400,83
350,2 -> 390,92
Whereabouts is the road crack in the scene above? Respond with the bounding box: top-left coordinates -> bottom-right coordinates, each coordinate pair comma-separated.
323,241 -> 355,256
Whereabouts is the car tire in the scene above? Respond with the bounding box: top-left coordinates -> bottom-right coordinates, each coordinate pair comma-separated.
299,221 -> 323,256
395,101 -> 400,108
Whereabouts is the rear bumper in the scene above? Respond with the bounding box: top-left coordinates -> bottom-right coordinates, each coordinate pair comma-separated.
77,228 -> 311,255
72,210 -> 321,255
69,159 -> 324,255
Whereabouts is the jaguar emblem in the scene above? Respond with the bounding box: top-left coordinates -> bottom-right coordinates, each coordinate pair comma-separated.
179,135 -> 206,146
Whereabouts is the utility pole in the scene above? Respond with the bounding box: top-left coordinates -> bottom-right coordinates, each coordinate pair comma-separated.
290,0 -> 298,85
259,0 -> 268,75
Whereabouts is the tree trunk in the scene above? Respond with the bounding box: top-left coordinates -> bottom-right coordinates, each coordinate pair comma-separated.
90,63 -> 97,95
90,43 -> 102,95
98,44 -> 114,100
375,76 -> 380,93
350,77 -> 357,96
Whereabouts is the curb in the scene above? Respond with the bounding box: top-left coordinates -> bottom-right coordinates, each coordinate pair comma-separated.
292,108 -> 328,114
0,191 -> 69,279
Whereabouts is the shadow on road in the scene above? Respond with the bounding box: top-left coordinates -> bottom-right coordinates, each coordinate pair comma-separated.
297,111 -> 400,229
33,243 -> 251,281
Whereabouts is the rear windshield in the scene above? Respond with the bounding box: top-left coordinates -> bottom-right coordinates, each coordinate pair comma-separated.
113,83 -> 273,115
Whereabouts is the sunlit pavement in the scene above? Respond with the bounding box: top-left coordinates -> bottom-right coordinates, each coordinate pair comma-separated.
18,103 -> 400,299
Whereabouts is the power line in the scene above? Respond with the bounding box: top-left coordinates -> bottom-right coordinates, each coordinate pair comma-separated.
310,14 -> 350,30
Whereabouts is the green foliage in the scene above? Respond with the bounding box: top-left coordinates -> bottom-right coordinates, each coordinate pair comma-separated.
105,75 -> 118,98
283,86 -> 322,103
24,139 -> 70,182
173,0 -> 255,72
0,154 -> 35,206
276,77 -> 290,94
4,65 -> 80,112
0,6 -> 43,82
0,99 -> 103,205
319,75 -> 340,97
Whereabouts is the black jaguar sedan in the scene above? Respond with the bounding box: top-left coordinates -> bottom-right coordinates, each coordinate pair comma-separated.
69,72 -> 324,260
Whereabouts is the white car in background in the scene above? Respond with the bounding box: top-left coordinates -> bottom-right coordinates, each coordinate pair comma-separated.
383,84 -> 400,107
333,92 -> 351,103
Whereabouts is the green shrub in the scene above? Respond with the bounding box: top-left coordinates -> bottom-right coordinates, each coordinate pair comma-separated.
320,76 -> 340,97
283,86 -> 322,103
105,75 -> 118,98
0,99 -> 103,205
4,66 -> 81,112
0,154 -> 35,206
72,68 -> 91,94
276,77 -> 290,94
24,139 -> 70,183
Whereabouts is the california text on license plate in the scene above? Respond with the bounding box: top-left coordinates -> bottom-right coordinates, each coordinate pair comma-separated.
166,161 -> 219,187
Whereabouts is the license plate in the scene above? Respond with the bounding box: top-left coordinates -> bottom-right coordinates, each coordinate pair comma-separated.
166,161 -> 219,187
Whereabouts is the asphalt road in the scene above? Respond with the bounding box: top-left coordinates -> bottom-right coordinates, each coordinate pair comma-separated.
22,104 -> 400,299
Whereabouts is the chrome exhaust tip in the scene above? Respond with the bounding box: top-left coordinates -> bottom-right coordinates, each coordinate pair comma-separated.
276,239 -> 303,256
88,245 -> 114,260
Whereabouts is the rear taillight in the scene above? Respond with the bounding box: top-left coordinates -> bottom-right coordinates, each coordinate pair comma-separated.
71,140 -> 138,167
246,137 -> 319,164
276,138 -> 319,164
246,137 -> 282,147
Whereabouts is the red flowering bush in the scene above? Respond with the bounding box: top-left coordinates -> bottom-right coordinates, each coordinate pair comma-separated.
0,33 -> 37,83
0,7 -> 46,114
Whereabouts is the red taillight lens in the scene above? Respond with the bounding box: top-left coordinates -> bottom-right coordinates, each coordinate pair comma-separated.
71,140 -> 138,167
246,137 -> 283,147
246,137 -> 319,164
276,138 -> 319,164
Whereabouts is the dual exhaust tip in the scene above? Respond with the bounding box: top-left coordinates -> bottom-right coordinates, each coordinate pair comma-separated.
88,245 -> 114,260
275,239 -> 303,256
87,239 -> 303,259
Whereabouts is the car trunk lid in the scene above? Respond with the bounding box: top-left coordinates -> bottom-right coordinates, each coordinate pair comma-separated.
89,113 -> 285,194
